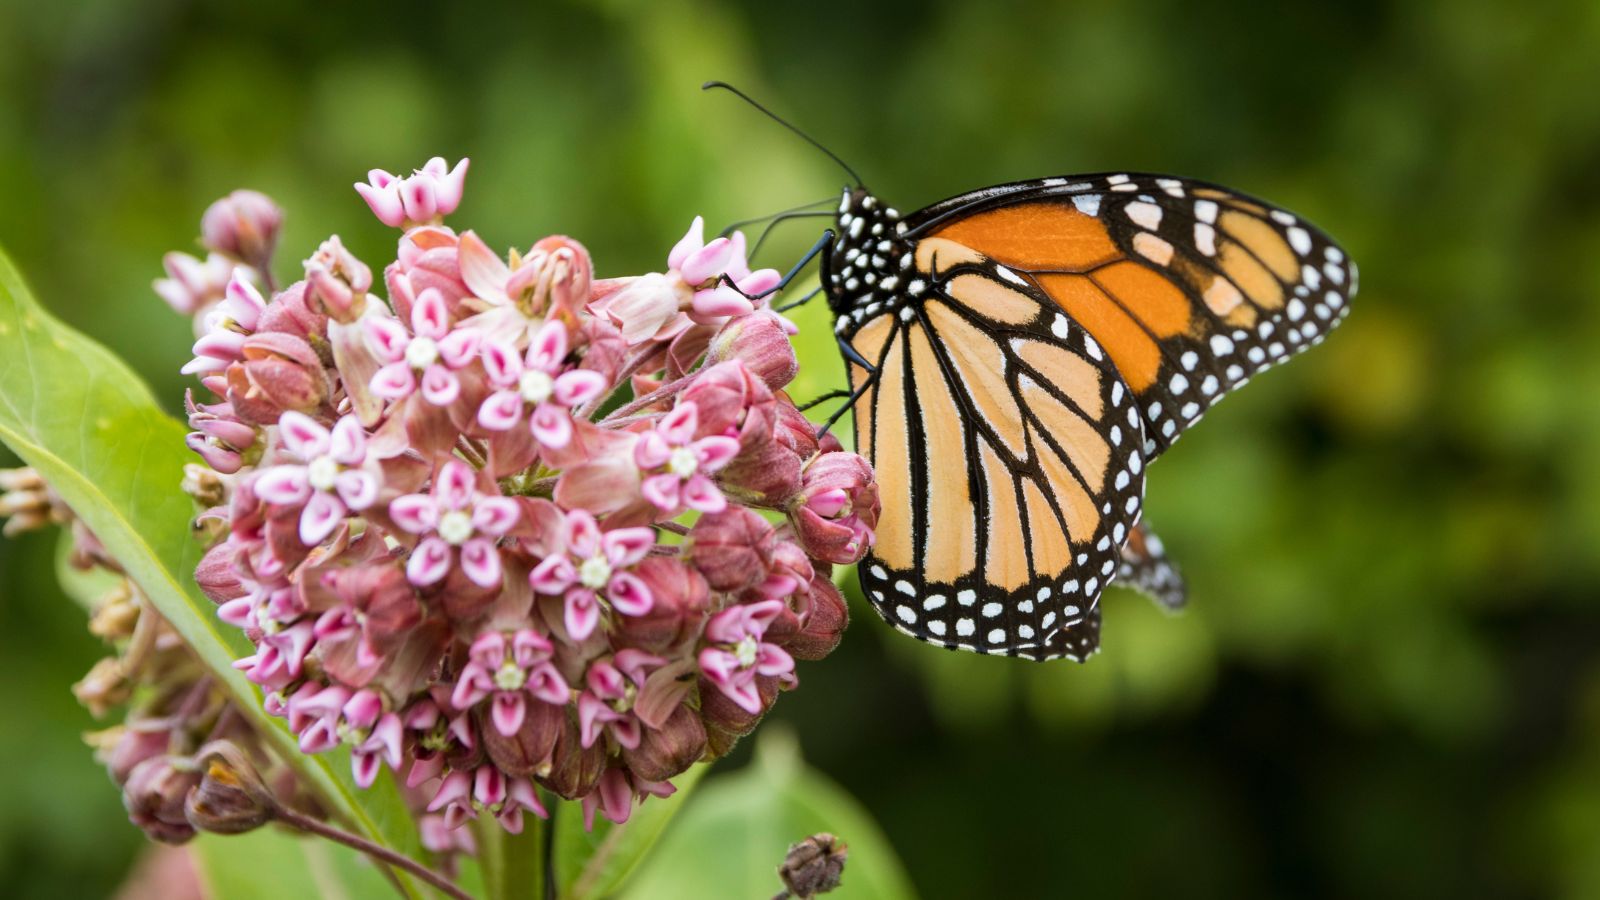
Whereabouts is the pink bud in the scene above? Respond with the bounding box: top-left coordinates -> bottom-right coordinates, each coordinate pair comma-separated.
195,541 -> 245,604
785,577 -> 849,661
687,507 -> 776,593
304,235 -> 373,322
613,557 -> 710,652
621,703 -> 706,783
201,189 -> 283,273
705,311 -> 800,390
481,699 -> 563,778
123,756 -> 202,844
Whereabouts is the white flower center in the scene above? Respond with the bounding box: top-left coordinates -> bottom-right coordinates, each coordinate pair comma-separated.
494,661 -> 526,692
307,455 -> 340,492
519,369 -> 554,405
668,446 -> 699,479
438,510 -> 474,545
578,554 -> 612,590
734,635 -> 759,668
405,335 -> 440,369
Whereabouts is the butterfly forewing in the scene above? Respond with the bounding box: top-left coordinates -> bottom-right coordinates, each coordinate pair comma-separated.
906,173 -> 1356,459
844,258 -> 1146,661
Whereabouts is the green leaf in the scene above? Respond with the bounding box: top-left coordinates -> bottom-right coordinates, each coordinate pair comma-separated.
620,730 -> 917,900
473,811 -> 546,900
553,762 -> 710,899
193,826 -> 397,900
0,247 -> 426,891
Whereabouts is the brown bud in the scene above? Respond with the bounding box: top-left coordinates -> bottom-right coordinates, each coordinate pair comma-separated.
778,833 -> 848,899
124,755 -> 201,844
687,507 -> 775,593
785,578 -> 849,662
88,580 -> 141,641
181,463 -> 228,508
73,657 -> 131,718
613,557 -> 711,653
622,702 -> 707,783
538,711 -> 606,801
482,700 -> 563,778
184,741 -> 278,835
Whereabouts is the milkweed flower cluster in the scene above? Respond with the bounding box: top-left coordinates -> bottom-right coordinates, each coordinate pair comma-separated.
163,158 -> 878,837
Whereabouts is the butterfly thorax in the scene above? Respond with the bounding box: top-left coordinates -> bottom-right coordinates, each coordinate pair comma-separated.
825,188 -> 923,336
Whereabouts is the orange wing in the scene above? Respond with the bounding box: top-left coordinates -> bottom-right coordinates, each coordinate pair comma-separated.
906,173 -> 1356,459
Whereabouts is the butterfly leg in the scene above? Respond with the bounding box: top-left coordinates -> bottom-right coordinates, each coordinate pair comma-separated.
775,285 -> 823,313
814,336 -> 878,439
718,230 -> 835,301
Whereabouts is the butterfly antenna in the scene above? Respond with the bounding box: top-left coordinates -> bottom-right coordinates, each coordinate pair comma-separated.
718,196 -> 836,237
702,80 -> 864,186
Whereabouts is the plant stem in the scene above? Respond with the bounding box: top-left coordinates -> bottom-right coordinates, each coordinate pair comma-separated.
474,812 -> 548,900
276,806 -> 473,900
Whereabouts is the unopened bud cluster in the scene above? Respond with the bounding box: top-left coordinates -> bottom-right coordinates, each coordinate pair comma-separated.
162,158 -> 879,838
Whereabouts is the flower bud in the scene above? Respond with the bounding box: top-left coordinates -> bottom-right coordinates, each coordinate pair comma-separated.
255,280 -> 328,340
678,360 -> 777,448
687,507 -> 775,593
529,235 -> 593,323
201,190 -> 283,273
705,311 -> 800,390
778,833 -> 849,899
123,755 -> 201,844
74,657 -> 130,717
93,717 -> 174,784
153,251 -> 232,317
195,540 -> 246,604
785,577 -> 849,661
788,452 -> 880,565
184,741 -> 278,835
621,702 -> 706,783
698,672 -> 780,750
88,580 -> 142,640
304,235 -> 373,323
181,463 -> 228,508
613,557 -> 710,652
482,699 -> 563,778
228,332 -> 329,424
538,711 -> 606,801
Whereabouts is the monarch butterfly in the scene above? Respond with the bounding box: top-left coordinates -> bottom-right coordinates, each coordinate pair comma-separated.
709,85 -> 1356,662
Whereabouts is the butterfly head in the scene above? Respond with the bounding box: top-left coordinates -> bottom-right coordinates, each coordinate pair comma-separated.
826,188 -> 916,327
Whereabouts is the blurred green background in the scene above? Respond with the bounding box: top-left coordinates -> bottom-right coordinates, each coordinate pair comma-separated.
3,0 -> 1600,896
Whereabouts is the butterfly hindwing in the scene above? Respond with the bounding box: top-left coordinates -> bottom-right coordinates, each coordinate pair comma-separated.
1116,521 -> 1186,611
843,253 -> 1146,661
905,173 -> 1356,460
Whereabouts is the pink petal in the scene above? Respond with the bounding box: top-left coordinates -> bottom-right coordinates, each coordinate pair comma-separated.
479,390 -> 525,431
458,231 -> 511,303
299,492 -> 346,545
756,643 -> 795,677
529,556 -> 577,594
354,181 -> 406,227
278,411 -> 331,459
633,431 -> 671,469
565,590 -> 600,642
511,628 -> 552,664
473,766 -> 507,808
428,771 -> 472,813
411,288 -> 451,340
691,285 -> 755,320
526,662 -> 569,705
529,404 -> 573,449
640,474 -> 681,512
437,327 -> 483,368
565,510 -> 602,558
698,647 -> 740,687
658,402 -> 698,445
335,470 -> 380,511
389,494 -> 439,533
459,537 -> 503,588
436,158 -> 469,215
329,416 -> 367,465
601,527 -> 656,567
254,466 -> 312,505
526,319 -> 569,371
451,664 -> 493,710
481,339 -> 523,386
610,717 -> 642,750
606,571 -> 654,617
553,369 -> 607,407
407,537 -> 452,586
491,692 -> 526,737
577,693 -> 610,748
692,435 -> 742,472
681,474 -> 725,513
370,362 -> 417,399
667,216 -> 706,271
401,175 -> 439,222
363,315 -> 412,363
434,460 -> 476,509
419,366 -> 460,406
472,496 -> 520,536
679,236 -> 735,285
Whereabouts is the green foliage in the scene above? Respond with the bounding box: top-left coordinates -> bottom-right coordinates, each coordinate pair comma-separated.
193,827 -> 397,900
552,763 -> 709,899
0,249 -> 427,894
622,731 -> 915,900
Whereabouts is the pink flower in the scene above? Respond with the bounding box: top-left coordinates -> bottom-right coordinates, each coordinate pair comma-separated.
450,629 -> 569,737
528,509 -> 655,642
698,600 -> 795,715
576,649 -> 663,750
477,320 -> 607,449
182,270 -> 266,375
390,459 -> 519,588
342,689 -> 405,788
201,189 -> 283,272
428,766 -> 546,833
365,288 -> 483,406
252,413 -> 380,546
633,401 -> 740,514
355,157 -> 470,228
581,766 -> 675,829
153,251 -> 233,319
789,452 -> 881,565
